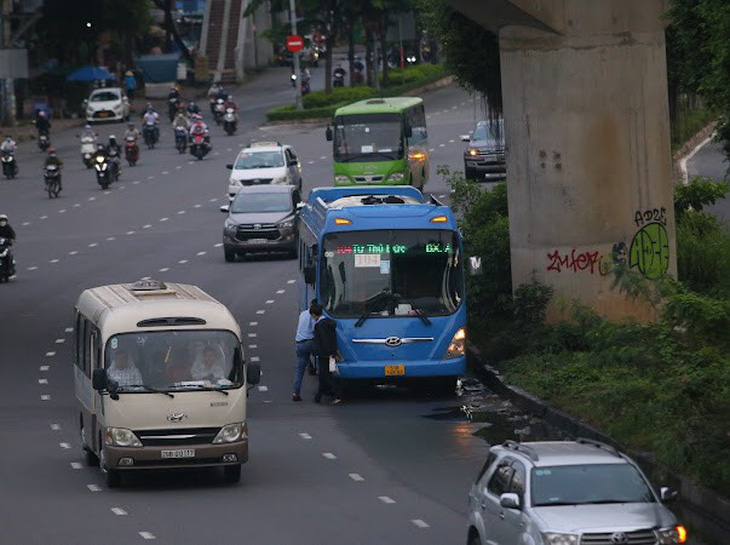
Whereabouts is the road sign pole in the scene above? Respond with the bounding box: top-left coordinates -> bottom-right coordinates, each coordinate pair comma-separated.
289,0 -> 303,111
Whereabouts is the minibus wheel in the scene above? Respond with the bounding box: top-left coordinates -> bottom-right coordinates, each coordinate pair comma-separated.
80,424 -> 99,466
224,464 -> 241,484
105,468 -> 121,488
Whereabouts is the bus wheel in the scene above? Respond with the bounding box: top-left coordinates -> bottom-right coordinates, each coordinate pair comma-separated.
433,376 -> 458,397
105,468 -> 121,488
224,464 -> 241,484
81,425 -> 98,467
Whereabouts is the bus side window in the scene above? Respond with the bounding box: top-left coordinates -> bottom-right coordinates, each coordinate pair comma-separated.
80,318 -> 91,377
74,313 -> 84,372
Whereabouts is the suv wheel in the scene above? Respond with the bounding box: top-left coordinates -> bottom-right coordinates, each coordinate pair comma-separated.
465,166 -> 476,180
224,248 -> 236,262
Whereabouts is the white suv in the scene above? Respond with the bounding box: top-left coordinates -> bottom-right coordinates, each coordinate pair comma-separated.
226,141 -> 302,200
467,439 -> 688,545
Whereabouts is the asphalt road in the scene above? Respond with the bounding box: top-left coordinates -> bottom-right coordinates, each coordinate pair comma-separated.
0,68 -> 489,544
686,138 -> 729,224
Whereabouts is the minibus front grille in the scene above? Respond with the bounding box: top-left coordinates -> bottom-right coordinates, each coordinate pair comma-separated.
136,427 -> 220,446
133,457 -> 225,467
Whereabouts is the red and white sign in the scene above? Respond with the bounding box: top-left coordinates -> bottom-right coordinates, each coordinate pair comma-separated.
286,34 -> 304,53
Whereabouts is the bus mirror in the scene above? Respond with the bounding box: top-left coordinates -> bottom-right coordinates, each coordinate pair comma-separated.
325,125 -> 333,141
404,125 -> 412,139
468,256 -> 484,276
247,362 -> 261,385
303,265 -> 316,285
92,369 -> 109,391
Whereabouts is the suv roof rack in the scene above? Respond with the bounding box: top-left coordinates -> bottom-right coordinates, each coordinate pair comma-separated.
502,440 -> 539,461
575,437 -> 622,458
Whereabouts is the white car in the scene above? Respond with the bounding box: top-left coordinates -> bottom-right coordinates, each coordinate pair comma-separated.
84,87 -> 130,123
226,141 -> 303,200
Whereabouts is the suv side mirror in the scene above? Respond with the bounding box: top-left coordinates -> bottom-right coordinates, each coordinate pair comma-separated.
92,368 -> 109,392
288,159 -> 298,167
296,201 -> 306,210
460,134 -> 471,142
219,204 -> 230,213
303,265 -> 315,285
246,362 -> 261,385
660,487 -> 678,503
499,493 -> 521,510
226,163 -> 233,170
467,256 -> 484,276
325,125 -> 333,141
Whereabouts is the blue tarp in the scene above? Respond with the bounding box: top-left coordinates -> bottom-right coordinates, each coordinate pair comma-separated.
66,66 -> 115,82
136,53 -> 180,83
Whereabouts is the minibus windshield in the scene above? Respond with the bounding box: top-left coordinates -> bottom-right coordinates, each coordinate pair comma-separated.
104,330 -> 242,392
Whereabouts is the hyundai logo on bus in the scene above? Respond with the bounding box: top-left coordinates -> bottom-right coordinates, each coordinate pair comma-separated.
468,256 -> 484,276
385,336 -> 402,347
167,412 -> 188,423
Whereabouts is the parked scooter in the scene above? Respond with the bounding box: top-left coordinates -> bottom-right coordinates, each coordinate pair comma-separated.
44,164 -> 61,199
223,108 -> 237,136
80,134 -> 96,168
1,150 -> 18,179
124,136 -> 139,166
0,237 -> 15,282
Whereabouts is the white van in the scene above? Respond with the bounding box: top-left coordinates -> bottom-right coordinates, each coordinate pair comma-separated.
73,279 -> 260,487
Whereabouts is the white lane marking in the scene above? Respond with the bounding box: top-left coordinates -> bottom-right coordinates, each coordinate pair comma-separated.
319,155 -> 327,160
139,531 -> 156,540
299,433 -> 312,440
147,175 -> 155,180
65,327 -> 74,333
60,442 -> 70,449
89,197 -> 96,201
41,394 -> 51,401
50,259 -> 60,264
119,186 -> 126,191
214,243 -> 223,247
257,385 -> 268,392
133,180 -> 140,184
322,452 -> 337,460
40,366 -> 50,372
143,224 -> 152,229
178,259 -> 188,264
39,378 -> 48,385
379,496 -> 396,504
411,519 -> 430,529
159,217 -> 169,222
162,171 -> 169,175
50,423 -> 60,430
88,243 -> 98,248
40,215 -> 48,220
248,333 -> 257,338
428,148 -> 435,152
249,356 -> 260,362
159,267 -> 169,272
214,152 -> 220,156
73,203 -> 81,208
441,109 -> 449,114
69,251 -> 78,256
209,198 -> 217,202
438,143 -> 445,148
106,236 -> 115,241
55,338 -> 65,344
188,161 -> 195,165
248,344 -> 257,349
265,300 -> 275,304
70,462 -> 82,470
287,279 -> 296,284
263,400 -> 273,404
126,231 -> 136,235
103,191 -> 111,195
46,351 -> 56,357
193,204 -> 201,208
449,139 -> 455,143
276,289 -> 285,294
307,160 -> 315,165
452,105 -> 458,110
22,221 -> 30,226
59,209 -> 67,214
197,251 -> 207,256
249,321 -> 258,326
349,473 -> 365,482
27,266 -> 38,271
226,148 -> 232,152
177,210 -> 186,215
111,507 -> 128,516
141,276 -> 151,280
426,115 -> 431,119
438,194 -> 446,199
175,166 -> 182,170
87,484 -> 102,492
256,310 -> 265,315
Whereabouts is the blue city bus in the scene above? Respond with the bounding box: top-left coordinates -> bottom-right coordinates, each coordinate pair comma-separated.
298,186 -> 466,393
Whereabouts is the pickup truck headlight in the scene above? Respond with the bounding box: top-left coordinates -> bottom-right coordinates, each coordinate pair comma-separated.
444,328 -> 465,359
657,526 -> 688,544
104,427 -> 142,447
387,172 -> 405,182
278,220 -> 295,232
334,174 -> 350,184
224,219 -> 237,231
542,534 -> 578,545
213,422 -> 246,443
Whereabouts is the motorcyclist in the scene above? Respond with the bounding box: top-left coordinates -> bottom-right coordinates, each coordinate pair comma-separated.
141,104 -> 160,143
223,94 -> 238,112
173,110 -> 190,130
189,114 -> 211,145
168,85 -> 181,103
1,135 -> 17,154
333,63 -> 346,86
124,122 -> 140,143
34,110 -> 51,135
81,124 -> 97,141
186,100 -> 201,116
107,135 -> 122,178
207,81 -> 224,101
43,147 -> 64,190
0,213 -> 16,245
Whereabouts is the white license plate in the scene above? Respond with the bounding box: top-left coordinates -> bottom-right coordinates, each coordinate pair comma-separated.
161,449 -> 195,459
247,238 -> 268,244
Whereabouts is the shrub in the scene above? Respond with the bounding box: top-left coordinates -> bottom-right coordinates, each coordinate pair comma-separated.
513,282 -> 553,328
302,86 -> 376,110
676,210 -> 730,298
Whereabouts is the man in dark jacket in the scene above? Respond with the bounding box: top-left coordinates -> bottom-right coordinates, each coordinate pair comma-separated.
311,303 -> 342,405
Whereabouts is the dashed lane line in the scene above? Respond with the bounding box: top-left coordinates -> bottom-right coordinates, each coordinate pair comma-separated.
214,243 -> 223,248
248,333 -> 257,338
143,224 -> 152,229
50,423 -> 60,430
87,484 -> 101,492
139,531 -> 156,540
22,221 -> 30,226
27,266 -> 38,271
249,356 -> 260,362
39,378 -> 48,385
256,310 -> 265,315
257,385 -> 268,392
276,289 -> 285,294
249,322 -> 258,326
126,231 -> 136,235
322,453 -> 337,460
65,327 -> 74,333
265,300 -> 274,304
60,442 -> 70,449
55,338 -> 65,344
158,267 -> 169,273
50,258 -> 59,264
159,217 -> 169,222
88,243 -> 98,248
46,351 -> 56,357
41,394 -> 50,401
248,344 -> 257,349
40,366 -> 50,372
178,260 -> 188,264
378,496 -> 396,504
287,279 -> 296,284
299,433 -> 313,440
196,251 -> 207,256
106,236 -> 115,241
349,473 -> 365,482
111,507 -> 128,516
69,251 -> 78,256
70,462 -> 82,470
411,519 -> 430,529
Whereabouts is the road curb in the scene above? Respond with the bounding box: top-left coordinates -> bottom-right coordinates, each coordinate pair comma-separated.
674,120 -> 718,183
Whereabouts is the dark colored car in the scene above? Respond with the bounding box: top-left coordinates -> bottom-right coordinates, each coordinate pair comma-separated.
221,185 -> 302,262
462,120 -> 506,181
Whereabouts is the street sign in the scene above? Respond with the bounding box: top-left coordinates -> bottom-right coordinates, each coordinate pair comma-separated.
286,35 -> 304,53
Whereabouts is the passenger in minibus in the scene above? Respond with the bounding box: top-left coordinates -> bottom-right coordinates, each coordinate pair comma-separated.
107,350 -> 143,387
191,346 -> 227,381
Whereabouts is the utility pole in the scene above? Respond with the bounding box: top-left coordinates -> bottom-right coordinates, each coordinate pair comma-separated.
289,0 -> 302,111
0,0 -> 14,126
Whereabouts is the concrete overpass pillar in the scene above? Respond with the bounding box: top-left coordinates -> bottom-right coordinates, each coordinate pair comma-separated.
451,0 -> 676,320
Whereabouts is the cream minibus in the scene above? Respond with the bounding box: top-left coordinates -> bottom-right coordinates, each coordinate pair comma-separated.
74,279 -> 260,487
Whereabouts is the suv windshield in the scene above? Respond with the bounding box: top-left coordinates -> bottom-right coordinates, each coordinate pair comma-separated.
105,330 -> 242,392
231,192 -> 291,214
472,121 -> 504,148
90,92 -> 120,102
321,230 -> 463,318
234,151 -> 284,169
531,464 -> 656,506
333,113 -> 404,163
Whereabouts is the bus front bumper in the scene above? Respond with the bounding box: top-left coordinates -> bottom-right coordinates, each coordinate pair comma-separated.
335,357 -> 465,380
104,440 -> 248,470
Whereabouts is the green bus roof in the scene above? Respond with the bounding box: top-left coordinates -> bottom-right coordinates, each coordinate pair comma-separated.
334,97 -> 423,117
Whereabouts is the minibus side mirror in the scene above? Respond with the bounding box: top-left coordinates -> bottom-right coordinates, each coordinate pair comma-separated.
92,368 -> 109,391
325,125 -> 333,141
219,204 -> 230,213
247,362 -> 261,385
226,163 -> 233,170
303,265 -> 315,285
467,255 -> 484,276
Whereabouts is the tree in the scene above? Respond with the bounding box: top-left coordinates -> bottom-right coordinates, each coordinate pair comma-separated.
149,0 -> 192,62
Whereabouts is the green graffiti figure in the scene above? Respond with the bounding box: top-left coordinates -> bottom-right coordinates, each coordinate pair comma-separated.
629,222 -> 669,279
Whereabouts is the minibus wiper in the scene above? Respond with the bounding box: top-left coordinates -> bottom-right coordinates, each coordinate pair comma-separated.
140,385 -> 175,398
412,308 -> 432,326
177,383 -> 229,396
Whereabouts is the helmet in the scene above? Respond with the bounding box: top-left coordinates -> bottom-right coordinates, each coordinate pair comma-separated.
128,122 -> 134,127
48,146 -> 56,154
0,214 -> 8,221
188,100 -> 196,106
109,135 -> 116,141
4,135 -> 11,140
146,103 -> 153,111
38,110 -> 46,117
227,95 -> 233,101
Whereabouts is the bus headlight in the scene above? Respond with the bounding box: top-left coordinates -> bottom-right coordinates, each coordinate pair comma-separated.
213,422 -> 247,443
334,174 -> 350,184
387,172 -> 405,182
104,427 -> 142,447
444,328 -> 466,359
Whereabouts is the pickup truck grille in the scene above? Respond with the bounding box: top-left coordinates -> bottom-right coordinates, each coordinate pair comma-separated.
581,529 -> 657,545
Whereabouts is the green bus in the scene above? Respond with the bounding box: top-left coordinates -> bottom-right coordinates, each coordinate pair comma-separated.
325,97 -> 429,189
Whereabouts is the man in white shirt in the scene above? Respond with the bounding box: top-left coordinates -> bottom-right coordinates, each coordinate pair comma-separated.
107,350 -> 143,387
191,346 -> 227,381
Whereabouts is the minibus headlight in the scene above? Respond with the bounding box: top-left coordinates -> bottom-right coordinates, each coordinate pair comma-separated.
444,328 -> 466,359
105,427 -> 142,447
387,172 -> 405,182
213,422 -> 246,444
334,174 -> 350,184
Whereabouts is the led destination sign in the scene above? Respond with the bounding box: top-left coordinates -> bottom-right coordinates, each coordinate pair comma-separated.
335,243 -> 452,255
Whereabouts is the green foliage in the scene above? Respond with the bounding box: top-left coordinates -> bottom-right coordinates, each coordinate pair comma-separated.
676,211 -> 730,297
513,282 -> 553,328
674,177 -> 730,218
302,86 -> 377,109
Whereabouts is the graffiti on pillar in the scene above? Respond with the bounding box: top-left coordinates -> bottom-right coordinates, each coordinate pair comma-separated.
634,207 -> 667,228
629,222 -> 669,279
546,249 -> 604,275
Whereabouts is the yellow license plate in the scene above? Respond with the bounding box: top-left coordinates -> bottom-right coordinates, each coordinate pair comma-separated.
99,112 -> 110,117
384,365 -> 405,376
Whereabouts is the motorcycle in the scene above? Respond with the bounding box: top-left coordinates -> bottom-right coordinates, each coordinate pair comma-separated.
38,130 -> 50,152
223,108 -> 237,136
80,134 -> 96,168
301,77 -> 311,96
189,132 -> 209,160
333,71 -> 345,88
0,237 -> 15,282
108,148 -> 121,180
290,72 -> 298,87
1,150 -> 18,179
143,122 -> 158,149
93,154 -> 112,189
44,164 -> 61,199
124,137 -> 139,166
168,97 -> 180,122
174,126 -> 188,153
213,98 -> 225,125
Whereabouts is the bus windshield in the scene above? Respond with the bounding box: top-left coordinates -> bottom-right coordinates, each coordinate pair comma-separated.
333,113 -> 404,163
104,330 -> 242,392
320,230 -> 463,318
